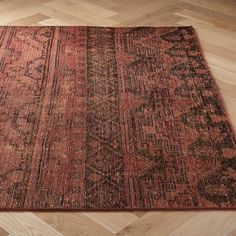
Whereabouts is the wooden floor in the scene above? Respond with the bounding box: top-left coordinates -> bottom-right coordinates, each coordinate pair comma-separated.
0,0 -> 235,235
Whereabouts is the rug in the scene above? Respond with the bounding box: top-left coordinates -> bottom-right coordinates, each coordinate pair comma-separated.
0,26 -> 235,210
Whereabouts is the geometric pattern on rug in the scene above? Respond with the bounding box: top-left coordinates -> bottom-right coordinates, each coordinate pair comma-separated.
0,26 -> 235,210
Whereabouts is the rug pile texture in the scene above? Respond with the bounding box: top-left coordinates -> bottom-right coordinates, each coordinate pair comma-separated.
0,26 -> 236,210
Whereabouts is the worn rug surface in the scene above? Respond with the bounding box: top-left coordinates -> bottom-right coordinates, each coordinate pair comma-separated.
0,26 -> 236,210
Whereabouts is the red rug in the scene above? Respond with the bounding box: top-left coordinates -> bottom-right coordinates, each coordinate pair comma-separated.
0,26 -> 235,210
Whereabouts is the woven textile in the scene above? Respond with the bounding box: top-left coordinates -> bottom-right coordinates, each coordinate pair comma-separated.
0,26 -> 236,210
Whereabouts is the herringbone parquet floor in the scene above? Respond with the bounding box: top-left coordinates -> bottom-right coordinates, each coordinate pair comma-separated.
0,0 -> 236,235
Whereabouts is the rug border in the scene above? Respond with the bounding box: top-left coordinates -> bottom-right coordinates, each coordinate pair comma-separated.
0,206 -> 236,211
191,27 -> 236,139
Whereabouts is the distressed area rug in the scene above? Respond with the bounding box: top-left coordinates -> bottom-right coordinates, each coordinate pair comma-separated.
0,26 -> 236,210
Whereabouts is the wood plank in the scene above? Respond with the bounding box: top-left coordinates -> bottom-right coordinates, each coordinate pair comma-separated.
0,213 -> 62,236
